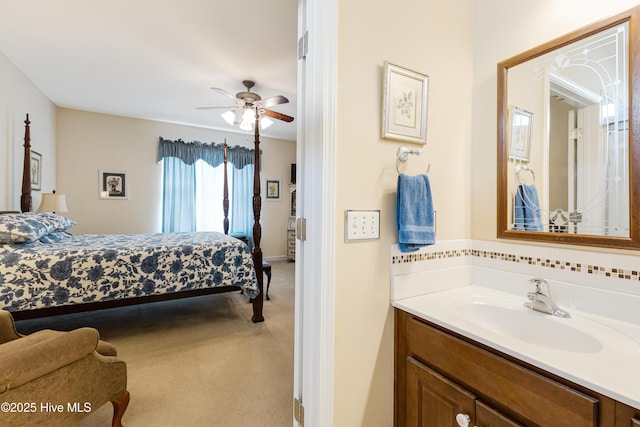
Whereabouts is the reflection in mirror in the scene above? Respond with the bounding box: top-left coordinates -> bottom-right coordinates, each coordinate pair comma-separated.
497,7 -> 640,248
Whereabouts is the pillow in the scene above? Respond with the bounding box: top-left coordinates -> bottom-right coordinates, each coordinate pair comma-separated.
37,212 -> 76,231
38,230 -> 74,243
0,212 -> 76,244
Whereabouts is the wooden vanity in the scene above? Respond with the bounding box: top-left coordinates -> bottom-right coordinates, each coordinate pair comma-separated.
395,308 -> 640,426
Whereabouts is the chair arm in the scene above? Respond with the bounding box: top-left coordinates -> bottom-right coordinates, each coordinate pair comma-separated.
0,327 -> 99,392
0,311 -> 21,344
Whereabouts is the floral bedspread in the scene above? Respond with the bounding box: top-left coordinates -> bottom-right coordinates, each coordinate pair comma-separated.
0,232 -> 259,312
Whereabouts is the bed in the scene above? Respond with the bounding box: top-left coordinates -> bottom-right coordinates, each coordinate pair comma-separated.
2,114 -> 266,322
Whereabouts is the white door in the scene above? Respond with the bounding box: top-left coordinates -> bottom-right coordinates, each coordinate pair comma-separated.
293,0 -> 338,426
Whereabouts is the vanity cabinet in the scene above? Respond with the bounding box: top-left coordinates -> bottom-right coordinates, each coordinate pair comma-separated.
395,308 -> 629,426
287,184 -> 296,262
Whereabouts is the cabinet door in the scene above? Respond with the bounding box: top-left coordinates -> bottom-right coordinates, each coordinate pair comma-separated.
407,357 -> 475,427
476,401 -> 525,427
615,402 -> 640,427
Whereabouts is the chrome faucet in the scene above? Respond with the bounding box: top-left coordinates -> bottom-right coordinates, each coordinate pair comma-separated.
524,278 -> 570,318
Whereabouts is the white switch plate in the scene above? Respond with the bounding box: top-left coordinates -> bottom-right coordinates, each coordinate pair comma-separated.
345,210 -> 380,241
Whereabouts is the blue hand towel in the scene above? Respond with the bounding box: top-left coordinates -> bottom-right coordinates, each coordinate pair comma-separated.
514,184 -> 543,231
396,173 -> 435,252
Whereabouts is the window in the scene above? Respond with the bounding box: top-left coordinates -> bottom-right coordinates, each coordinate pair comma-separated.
158,138 -> 255,238
194,159 -> 232,232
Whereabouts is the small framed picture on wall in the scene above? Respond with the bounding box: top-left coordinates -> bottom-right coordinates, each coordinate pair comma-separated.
266,179 -> 280,201
30,150 -> 42,191
99,170 -> 128,200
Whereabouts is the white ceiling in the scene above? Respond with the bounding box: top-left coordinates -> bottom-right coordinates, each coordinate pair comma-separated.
0,0 -> 299,141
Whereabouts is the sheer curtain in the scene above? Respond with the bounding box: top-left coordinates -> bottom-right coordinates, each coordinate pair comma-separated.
230,163 -> 255,247
162,157 -> 197,232
158,137 -> 256,237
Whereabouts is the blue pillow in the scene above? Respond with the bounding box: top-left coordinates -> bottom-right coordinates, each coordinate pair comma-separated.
38,230 -> 74,243
37,212 -> 76,231
0,213 -> 76,243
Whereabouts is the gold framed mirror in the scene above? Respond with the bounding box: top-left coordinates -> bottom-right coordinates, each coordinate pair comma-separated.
497,6 -> 640,249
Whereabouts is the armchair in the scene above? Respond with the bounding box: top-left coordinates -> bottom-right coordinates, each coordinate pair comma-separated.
0,310 -> 129,426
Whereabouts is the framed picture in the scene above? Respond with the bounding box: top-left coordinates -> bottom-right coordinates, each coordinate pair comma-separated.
266,180 -> 280,200
381,61 -> 429,144
30,150 -> 42,191
99,170 -> 128,199
508,106 -> 533,161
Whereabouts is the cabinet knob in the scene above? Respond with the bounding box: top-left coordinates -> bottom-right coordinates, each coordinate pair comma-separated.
455,413 -> 472,427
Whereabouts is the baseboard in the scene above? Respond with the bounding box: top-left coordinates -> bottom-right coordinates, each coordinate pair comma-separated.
264,255 -> 288,262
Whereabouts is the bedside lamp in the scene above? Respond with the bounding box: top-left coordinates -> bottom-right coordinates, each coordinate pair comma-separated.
38,190 -> 68,214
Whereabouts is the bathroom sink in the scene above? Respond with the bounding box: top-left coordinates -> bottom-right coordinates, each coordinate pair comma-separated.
456,302 -> 604,353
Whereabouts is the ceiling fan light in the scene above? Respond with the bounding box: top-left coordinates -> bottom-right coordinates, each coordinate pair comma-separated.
242,108 -> 255,122
221,110 -> 236,125
260,117 -> 274,129
239,118 -> 253,131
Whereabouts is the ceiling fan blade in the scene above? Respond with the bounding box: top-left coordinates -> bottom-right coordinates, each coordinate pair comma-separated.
263,109 -> 295,123
259,95 -> 289,108
210,87 -> 239,101
196,105 -> 237,110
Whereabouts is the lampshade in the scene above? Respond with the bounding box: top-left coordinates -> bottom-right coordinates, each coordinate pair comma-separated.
239,108 -> 255,131
38,193 -> 68,213
260,117 -> 274,129
221,110 -> 236,125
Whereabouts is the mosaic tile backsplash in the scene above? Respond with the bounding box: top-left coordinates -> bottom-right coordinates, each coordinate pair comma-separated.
390,240 -> 640,296
392,248 -> 640,282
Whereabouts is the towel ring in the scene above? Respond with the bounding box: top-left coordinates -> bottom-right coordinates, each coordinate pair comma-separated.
516,164 -> 535,184
396,145 -> 430,174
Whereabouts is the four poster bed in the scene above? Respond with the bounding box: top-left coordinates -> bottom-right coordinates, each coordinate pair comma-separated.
0,114 -> 265,322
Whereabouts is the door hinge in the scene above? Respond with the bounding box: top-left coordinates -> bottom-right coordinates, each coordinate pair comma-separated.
569,127 -> 583,140
298,31 -> 309,60
296,218 -> 307,241
293,397 -> 305,426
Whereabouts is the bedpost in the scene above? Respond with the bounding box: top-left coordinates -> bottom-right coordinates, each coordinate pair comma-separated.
251,107 -> 264,323
223,139 -> 229,235
20,114 -> 32,213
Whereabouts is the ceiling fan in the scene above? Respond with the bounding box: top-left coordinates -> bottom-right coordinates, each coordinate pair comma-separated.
197,80 -> 294,130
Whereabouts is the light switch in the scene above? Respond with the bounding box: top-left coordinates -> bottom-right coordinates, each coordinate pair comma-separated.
345,210 -> 380,241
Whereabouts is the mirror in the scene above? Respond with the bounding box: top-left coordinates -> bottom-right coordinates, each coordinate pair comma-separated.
497,7 -> 640,248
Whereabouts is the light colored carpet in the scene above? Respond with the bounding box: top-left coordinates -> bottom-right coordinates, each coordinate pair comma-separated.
15,260 -> 295,427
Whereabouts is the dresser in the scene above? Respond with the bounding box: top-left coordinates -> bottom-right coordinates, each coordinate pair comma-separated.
286,184 -> 296,262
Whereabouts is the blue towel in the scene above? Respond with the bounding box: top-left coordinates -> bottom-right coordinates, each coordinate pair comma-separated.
396,173 -> 435,252
514,184 -> 543,231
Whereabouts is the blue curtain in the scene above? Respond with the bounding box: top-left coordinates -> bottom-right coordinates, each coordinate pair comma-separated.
230,164 -> 255,247
158,137 -> 257,235
162,157 -> 197,232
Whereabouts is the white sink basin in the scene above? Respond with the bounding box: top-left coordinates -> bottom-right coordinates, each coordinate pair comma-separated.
457,302 -> 604,353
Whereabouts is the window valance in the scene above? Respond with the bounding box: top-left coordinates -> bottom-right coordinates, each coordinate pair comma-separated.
157,137 -> 256,169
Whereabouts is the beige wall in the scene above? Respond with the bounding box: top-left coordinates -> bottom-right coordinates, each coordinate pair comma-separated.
471,0 -> 640,243
56,108 -> 295,259
333,0 -> 474,425
0,51 -> 56,211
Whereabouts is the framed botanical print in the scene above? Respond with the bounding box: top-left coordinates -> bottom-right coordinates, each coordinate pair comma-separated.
381,61 -> 429,144
266,180 -> 280,200
508,106 -> 533,161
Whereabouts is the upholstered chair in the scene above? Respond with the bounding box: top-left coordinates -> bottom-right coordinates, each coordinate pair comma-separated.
0,310 -> 129,426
